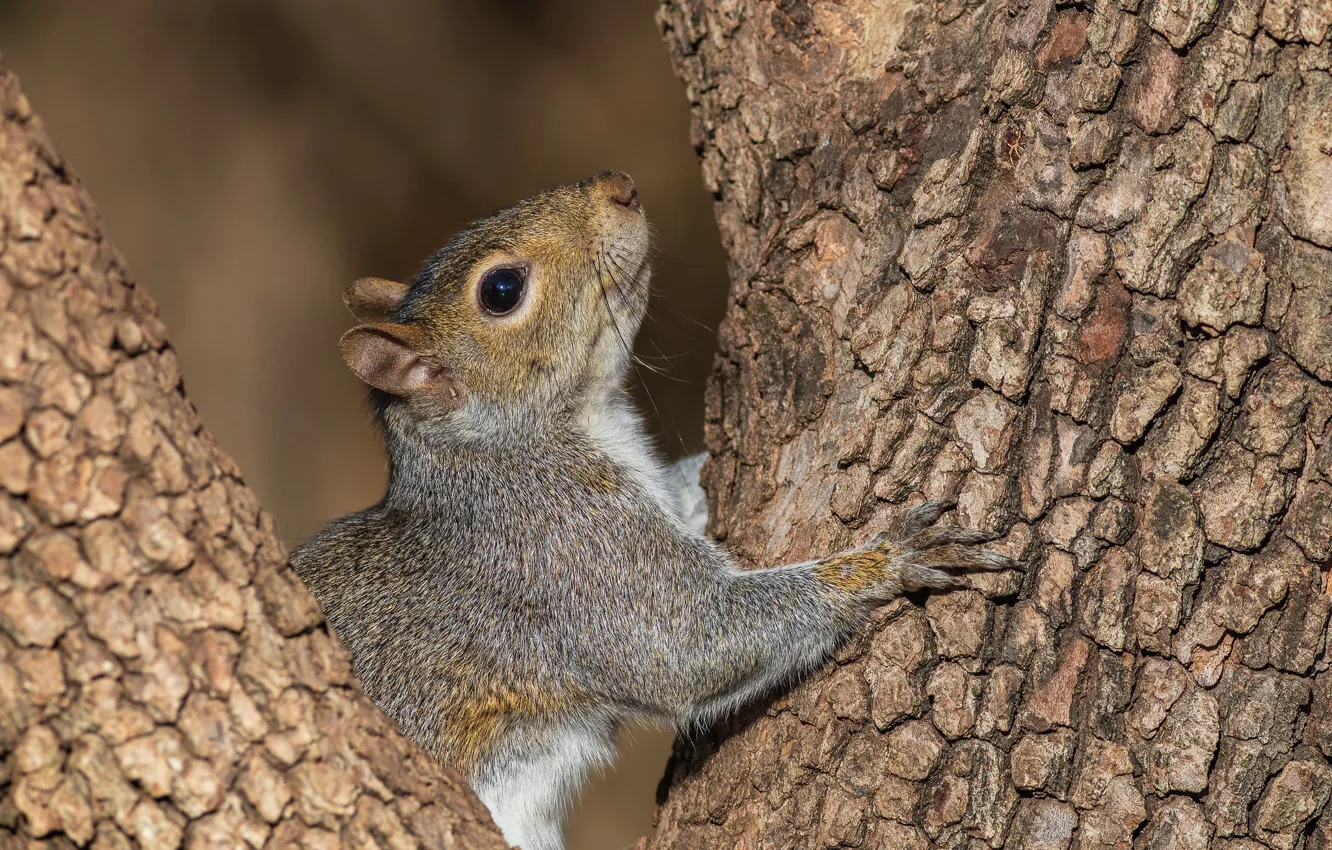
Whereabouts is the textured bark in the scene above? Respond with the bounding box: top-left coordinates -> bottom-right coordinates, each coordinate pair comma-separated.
653,0 -> 1332,848
0,60 -> 506,850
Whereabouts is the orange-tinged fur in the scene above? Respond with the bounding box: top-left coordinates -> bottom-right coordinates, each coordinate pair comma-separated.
435,683 -> 579,775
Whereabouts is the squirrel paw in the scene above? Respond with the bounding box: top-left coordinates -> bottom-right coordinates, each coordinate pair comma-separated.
866,499 -> 1018,594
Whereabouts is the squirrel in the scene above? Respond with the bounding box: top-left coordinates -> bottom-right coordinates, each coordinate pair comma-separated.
291,171 -> 1014,850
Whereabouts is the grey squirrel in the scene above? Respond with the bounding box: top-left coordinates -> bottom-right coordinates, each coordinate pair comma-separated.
291,172 -> 1014,850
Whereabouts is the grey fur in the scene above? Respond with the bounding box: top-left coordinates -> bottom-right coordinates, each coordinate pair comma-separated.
291,173 -> 1011,850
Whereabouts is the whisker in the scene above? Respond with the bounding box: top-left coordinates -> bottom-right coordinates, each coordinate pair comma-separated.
595,245 -> 710,520
594,248 -> 682,416
638,338 -> 703,385
596,251 -> 641,365
607,249 -> 650,301
634,348 -> 689,364
653,304 -> 717,335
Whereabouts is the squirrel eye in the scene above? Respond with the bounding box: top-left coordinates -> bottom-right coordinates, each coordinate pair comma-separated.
478,267 -> 526,316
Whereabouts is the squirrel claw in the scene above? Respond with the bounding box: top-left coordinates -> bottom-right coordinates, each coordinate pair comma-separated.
891,498 -> 956,538
865,531 -> 892,549
881,499 -> 1019,573
897,548 -> 1016,593
900,563 -> 966,592
859,500 -> 1020,597
916,545 -> 1017,572
909,525 -> 997,550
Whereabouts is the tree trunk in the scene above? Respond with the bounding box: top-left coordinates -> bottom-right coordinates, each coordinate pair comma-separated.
0,59 -> 506,850
652,0 -> 1332,848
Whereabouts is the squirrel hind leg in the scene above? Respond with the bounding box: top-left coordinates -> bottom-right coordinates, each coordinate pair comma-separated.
472,722 -> 616,850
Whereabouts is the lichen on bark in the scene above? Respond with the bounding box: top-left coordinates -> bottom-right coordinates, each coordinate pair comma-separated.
652,0 -> 1332,847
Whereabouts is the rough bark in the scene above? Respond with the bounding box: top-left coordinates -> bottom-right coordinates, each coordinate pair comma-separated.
0,59 -> 506,850
653,0 -> 1332,848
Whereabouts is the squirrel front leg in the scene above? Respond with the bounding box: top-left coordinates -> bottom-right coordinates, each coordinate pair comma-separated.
623,500 -> 1013,727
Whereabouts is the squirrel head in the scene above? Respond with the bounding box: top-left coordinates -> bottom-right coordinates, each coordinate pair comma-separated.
338,171 -> 650,427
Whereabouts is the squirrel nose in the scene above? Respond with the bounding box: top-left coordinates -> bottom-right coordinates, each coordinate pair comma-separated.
596,171 -> 639,211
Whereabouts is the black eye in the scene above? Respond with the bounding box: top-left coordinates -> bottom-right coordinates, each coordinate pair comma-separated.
479,268 -> 526,315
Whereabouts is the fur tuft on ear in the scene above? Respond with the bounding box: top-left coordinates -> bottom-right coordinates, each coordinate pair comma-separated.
339,323 -> 464,409
344,277 -> 411,323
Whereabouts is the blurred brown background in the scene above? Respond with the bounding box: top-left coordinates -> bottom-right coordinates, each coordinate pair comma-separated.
0,2 -> 728,847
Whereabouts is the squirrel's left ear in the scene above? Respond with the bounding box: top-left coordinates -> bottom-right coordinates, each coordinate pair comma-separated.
339,323 -> 465,410
344,277 -> 410,323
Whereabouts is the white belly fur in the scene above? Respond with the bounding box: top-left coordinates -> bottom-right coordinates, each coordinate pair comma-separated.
473,723 -> 616,850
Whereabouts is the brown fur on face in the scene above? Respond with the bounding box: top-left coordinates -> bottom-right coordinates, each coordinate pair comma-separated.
340,171 -> 650,416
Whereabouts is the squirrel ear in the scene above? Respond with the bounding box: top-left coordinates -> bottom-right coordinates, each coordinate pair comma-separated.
344,277 -> 410,323
339,324 -> 465,409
